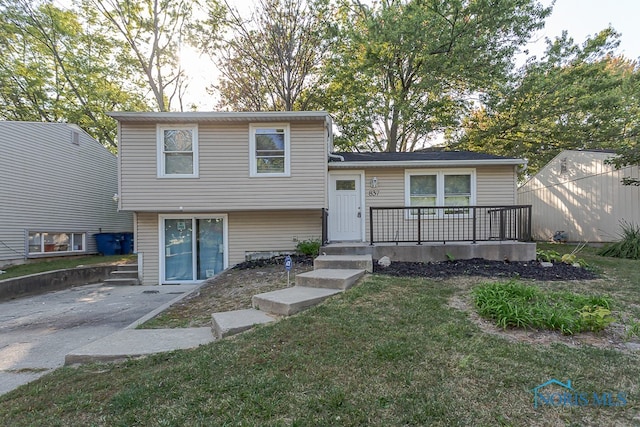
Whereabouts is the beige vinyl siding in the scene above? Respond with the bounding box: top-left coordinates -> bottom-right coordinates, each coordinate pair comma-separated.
135,210 -> 321,285
135,212 -> 159,285
0,122 -> 132,266
476,166 -> 518,205
119,121 -> 327,212
347,165 -> 518,241
518,150 -> 640,242
228,210 -> 322,264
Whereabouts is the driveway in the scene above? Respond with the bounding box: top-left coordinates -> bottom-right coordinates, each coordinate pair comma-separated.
0,282 -> 195,395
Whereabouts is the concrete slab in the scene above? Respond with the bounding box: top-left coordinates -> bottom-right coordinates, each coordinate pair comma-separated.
314,254 -> 373,272
212,308 -> 276,339
0,282 -> 203,395
296,268 -> 365,290
65,328 -> 214,365
252,286 -> 341,316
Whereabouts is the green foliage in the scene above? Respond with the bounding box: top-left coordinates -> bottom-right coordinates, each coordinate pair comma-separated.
214,0 -> 332,111
453,28 -> 640,177
536,249 -> 561,262
324,0 -> 550,152
536,243 -> 589,267
473,281 -> 613,335
295,238 -> 321,256
87,0 -> 223,112
625,320 -> 640,339
598,221 -> 640,260
0,0 -> 150,149
578,305 -> 615,332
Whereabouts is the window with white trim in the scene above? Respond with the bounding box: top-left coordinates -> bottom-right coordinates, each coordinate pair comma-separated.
405,169 -> 476,217
249,124 -> 290,176
158,125 -> 198,177
28,232 -> 85,254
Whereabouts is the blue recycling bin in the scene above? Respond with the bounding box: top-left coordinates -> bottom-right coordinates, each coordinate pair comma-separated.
94,233 -> 121,256
121,232 -> 134,254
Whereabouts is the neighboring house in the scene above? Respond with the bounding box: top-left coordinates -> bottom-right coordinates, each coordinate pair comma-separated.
0,122 -> 133,267
518,149 -> 640,242
108,111 -> 530,285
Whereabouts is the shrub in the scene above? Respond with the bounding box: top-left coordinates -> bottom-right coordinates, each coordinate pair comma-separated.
598,221 -> 640,260
296,239 -> 321,256
472,281 -> 613,335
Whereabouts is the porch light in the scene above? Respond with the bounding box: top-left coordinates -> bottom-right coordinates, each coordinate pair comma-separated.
112,193 -> 119,203
371,177 -> 378,188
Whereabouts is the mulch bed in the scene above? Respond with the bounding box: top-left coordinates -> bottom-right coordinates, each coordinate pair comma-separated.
373,258 -> 598,281
234,255 -> 597,281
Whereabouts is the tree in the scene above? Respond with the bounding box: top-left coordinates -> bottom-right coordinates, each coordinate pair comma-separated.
322,0 -> 550,152
85,0 -> 223,112
453,28 -> 640,177
213,0 -> 333,111
0,0 -> 149,149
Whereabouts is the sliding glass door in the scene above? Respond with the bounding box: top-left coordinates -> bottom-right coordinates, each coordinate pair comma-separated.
162,216 -> 226,283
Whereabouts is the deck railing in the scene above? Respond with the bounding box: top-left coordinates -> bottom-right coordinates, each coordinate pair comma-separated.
369,205 -> 532,245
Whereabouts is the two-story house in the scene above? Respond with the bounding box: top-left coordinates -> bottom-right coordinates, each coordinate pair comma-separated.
109,111 -> 533,285
0,121 -> 132,267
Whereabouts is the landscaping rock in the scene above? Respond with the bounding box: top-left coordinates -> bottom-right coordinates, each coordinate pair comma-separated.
378,256 -> 391,267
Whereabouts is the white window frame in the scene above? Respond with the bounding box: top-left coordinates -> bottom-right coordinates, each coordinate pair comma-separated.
404,169 -> 476,218
158,214 -> 229,284
249,123 -> 290,177
27,231 -> 86,255
157,124 -> 199,178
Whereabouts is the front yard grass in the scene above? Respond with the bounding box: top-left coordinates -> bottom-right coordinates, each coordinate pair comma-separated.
1,244 -> 639,425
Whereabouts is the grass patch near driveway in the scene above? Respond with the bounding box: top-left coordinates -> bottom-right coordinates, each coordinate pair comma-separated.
0,254 -> 136,280
2,272 -> 640,425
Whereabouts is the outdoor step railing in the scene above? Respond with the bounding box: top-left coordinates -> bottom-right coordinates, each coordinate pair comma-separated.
369,205 -> 532,245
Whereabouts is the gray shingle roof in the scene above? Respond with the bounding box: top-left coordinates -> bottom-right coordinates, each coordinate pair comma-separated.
330,151 -> 519,162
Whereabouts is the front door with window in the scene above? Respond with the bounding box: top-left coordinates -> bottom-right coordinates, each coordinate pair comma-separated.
329,173 -> 363,241
162,217 -> 226,284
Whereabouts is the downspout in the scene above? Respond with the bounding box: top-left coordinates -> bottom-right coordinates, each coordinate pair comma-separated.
325,114 -> 344,162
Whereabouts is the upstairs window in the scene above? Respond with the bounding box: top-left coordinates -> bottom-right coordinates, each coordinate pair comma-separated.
250,124 -> 290,176
158,125 -> 198,177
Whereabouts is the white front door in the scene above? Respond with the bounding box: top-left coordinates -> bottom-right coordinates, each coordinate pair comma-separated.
329,173 -> 363,241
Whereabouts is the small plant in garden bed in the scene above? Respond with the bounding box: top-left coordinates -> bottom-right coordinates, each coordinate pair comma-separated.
296,238 -> 321,256
537,244 -> 589,267
472,280 -> 613,335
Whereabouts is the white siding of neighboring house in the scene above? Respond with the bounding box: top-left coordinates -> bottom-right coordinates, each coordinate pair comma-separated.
118,121 -> 328,212
135,210 -> 322,285
0,122 -> 133,266
517,150 -> 640,242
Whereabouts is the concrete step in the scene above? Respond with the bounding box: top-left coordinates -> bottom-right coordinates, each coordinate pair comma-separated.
109,270 -> 139,279
320,245 -> 373,256
296,269 -> 365,290
211,308 -> 276,339
116,264 -> 138,272
104,277 -> 140,286
252,286 -> 341,316
314,254 -> 373,272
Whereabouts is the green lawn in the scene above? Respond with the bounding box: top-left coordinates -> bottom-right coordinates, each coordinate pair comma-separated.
0,254 -> 136,280
1,245 -> 639,426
